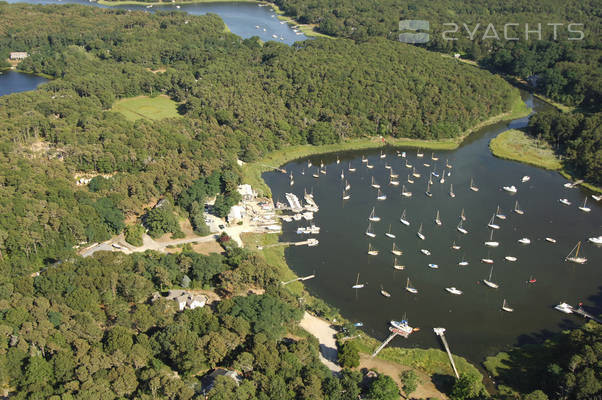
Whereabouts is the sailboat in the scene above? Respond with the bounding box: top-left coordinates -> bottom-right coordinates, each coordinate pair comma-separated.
469,178 -> 479,192
578,197 -> 591,212
592,194 -> 602,202
365,222 -> 376,238
407,174 -> 414,184
391,243 -> 403,256
289,172 -> 294,186
518,237 -> 531,245
376,189 -> 387,200
527,276 -> 536,284
367,243 -> 379,256
385,225 -> 396,239
484,230 -> 499,247
505,256 -> 517,262
371,177 -> 380,189
312,168 -> 319,178
301,169 -> 305,175
487,214 -> 500,230
348,162 -> 356,172
513,200 -> 524,215
417,149 -> 424,158
416,223 -> 425,240
412,167 -> 421,178
384,163 -> 391,170
501,299 -> 514,312
393,257 -> 404,270
336,155 -> 340,164
451,241 -> 461,250
420,249 -> 431,255
431,152 -> 439,161
483,267 -> 499,288
389,176 -> 400,186
352,273 -> 365,289
446,287 -> 463,295
380,285 -> 391,298
345,180 -> 351,191
458,256 -> 468,266
380,150 -> 386,159
405,278 -> 418,294
565,241 -> 587,264
405,159 -> 412,168
449,183 -> 455,198
440,172 -> 445,184
361,155 -> 368,163
481,256 -> 494,264
340,169 -> 345,180
390,170 -> 399,179
425,182 -> 432,197
342,190 -> 350,200
307,160 -> 312,168
400,209 -> 410,226
423,162 -> 431,168
401,185 -> 412,197
495,205 -> 506,220
368,207 -> 381,222
456,220 -> 468,235
366,162 -> 374,169
434,210 -> 442,226
320,160 -> 324,168
460,208 -> 466,221
320,167 -> 326,175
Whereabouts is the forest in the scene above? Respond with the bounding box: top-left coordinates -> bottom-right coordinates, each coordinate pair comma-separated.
269,0 -> 601,109
0,3 -> 519,274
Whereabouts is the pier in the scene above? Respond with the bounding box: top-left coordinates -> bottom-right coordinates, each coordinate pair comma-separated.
281,274 -> 316,285
434,327 -> 459,379
263,239 -> 319,248
372,326 -> 413,357
572,305 -> 602,323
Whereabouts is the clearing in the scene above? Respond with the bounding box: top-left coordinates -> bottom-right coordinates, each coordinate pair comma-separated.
111,95 -> 181,121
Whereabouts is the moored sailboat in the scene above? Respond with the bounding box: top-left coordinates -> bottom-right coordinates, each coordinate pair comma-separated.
352,273 -> 365,289
393,257 -> 404,270
469,178 -> 479,192
400,209 -> 410,226
446,287 -> 463,295
434,210 -> 442,226
483,266 -> 499,288
371,176 -> 380,189
484,230 -> 499,247
578,197 -> 591,212
391,243 -> 403,256
405,278 -> 418,294
565,241 -> 587,264
487,214 -> 500,230
365,222 -> 376,238
401,185 -> 412,197
456,220 -> 468,234
417,223 -> 425,240
449,183 -> 455,198
385,225 -> 396,238
368,207 -> 381,222
380,285 -> 391,298
367,243 -> 379,256
376,189 -> 387,200
501,299 -> 514,312
513,200 -> 524,215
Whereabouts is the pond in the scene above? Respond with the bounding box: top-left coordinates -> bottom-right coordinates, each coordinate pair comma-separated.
0,70 -> 48,96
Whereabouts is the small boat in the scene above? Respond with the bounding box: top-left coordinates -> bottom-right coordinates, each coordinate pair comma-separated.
503,185 -> 517,193
348,162 -> 356,172
307,160 -> 312,168
352,273 -> 365,289
420,249 -> 431,256
505,256 -> 517,262
354,322 -> 364,327
460,208 -> 466,221
367,243 -> 379,256
446,287 -> 463,295
400,209 -> 410,226
495,205 -> 506,220
366,163 -> 374,169
578,197 -> 591,212
484,230 -> 499,247
368,207 -> 381,222
390,318 -> 413,333
312,168 -> 319,178
385,163 -> 391,170
565,241 -> 587,264
527,276 -> 536,283
393,257 -> 404,270
401,152 -> 406,158
401,185 -> 412,198
391,243 -> 403,256
380,150 -> 386,159
481,257 -> 494,264
451,241 -> 461,250
559,198 -> 571,206
434,210 -> 442,226
521,176 -> 530,183
405,160 -> 412,168
431,170 -> 439,178
412,167 -> 421,178
545,237 -> 557,243
563,182 -> 574,188
345,180 -> 351,191
592,194 -> 602,201
440,173 -> 445,184
417,223 -> 425,240
513,200 -> 524,215
487,214 -> 500,230
431,152 -> 439,161
416,149 -> 423,158
365,222 -> 376,238
390,170 -> 399,179
175,5 -> 180,8
385,225 -> 396,239
423,162 -> 431,168
376,189 -> 387,201
469,178 -> 479,192
555,302 -> 573,314
320,168 -> 327,175
405,278 -> 418,294
389,176 -> 400,186
456,220 -> 468,235
300,169 -> 305,175
371,177 -> 380,189
380,285 -> 391,298
518,238 -> 531,245
340,170 -> 344,180
458,257 -> 468,266
320,160 -> 324,168
407,174 -> 414,184
445,159 -> 452,169
589,236 -> 602,244
501,299 -> 514,312
336,156 -> 340,164
425,182 -> 432,197
289,172 -> 294,186
428,263 -> 439,269
483,267 -> 499,288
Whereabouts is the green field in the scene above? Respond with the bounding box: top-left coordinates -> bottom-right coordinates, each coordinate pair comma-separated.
111,95 -> 181,121
489,129 -> 562,170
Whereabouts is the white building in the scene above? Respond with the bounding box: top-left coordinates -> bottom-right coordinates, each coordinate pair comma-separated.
9,52 -> 28,60
227,205 -> 245,223
155,290 -> 208,311
237,184 -> 257,201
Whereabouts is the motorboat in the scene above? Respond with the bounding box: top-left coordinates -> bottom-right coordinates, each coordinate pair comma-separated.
518,238 -> 531,244
446,287 -> 463,295
504,256 -> 517,262
503,185 -> 517,193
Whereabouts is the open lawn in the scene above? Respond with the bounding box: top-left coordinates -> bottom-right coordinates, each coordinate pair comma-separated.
489,129 -> 562,170
111,95 -> 181,121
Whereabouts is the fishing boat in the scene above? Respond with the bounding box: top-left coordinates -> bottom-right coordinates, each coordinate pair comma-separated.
380,150 -> 386,159
565,241 -> 587,264
545,237 -> 557,243
400,209 -> 410,226
589,236 -> 602,244
503,185 -> 517,193
368,207 -> 381,222
483,267 -> 499,288
505,256 -> 517,262
425,182 -> 432,197
555,302 -> 573,314
365,222 -> 376,238
412,167 -> 421,178
352,273 -> 365,289
431,152 -> 439,161
578,197 -> 591,212
417,223 -> 425,240
521,176 -> 530,183
428,263 -> 439,269
407,174 -> 414,184
449,184 -> 455,198
501,299 -> 514,312
434,210 -> 442,226
348,162 -> 356,172
389,176 -> 400,186
513,201 -> 524,215
367,243 -> 379,256
518,237 -> 531,245
487,214 -> 500,230
376,189 -> 387,200
420,249 -> 431,256
495,205 -> 506,220
469,178 -> 479,192
345,180 -> 351,191
405,278 -> 418,294
484,230 -> 499,247
458,257 -> 468,266
446,287 -> 463,295
460,208 -> 466,221
380,285 -> 391,298
417,149 -> 424,158
385,225 -> 396,239
456,220 -> 468,235
401,185 -> 412,198
451,241 -> 461,250
393,257 -> 404,270
371,177 -> 380,189
559,198 -> 571,206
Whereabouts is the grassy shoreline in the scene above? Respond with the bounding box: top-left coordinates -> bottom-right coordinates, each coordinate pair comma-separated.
97,0 -> 255,5
243,92 -> 531,196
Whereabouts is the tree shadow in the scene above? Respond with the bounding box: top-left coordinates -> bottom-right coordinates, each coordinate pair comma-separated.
431,373 -> 455,395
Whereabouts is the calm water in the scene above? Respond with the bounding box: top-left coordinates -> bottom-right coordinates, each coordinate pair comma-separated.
0,70 -> 48,96
6,0 -> 307,45
264,93 -> 602,363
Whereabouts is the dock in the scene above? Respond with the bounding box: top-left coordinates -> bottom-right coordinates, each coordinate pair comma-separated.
572,305 -> 602,323
281,274 -> 315,285
434,327 -> 459,379
264,239 -> 319,248
372,326 -> 413,357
